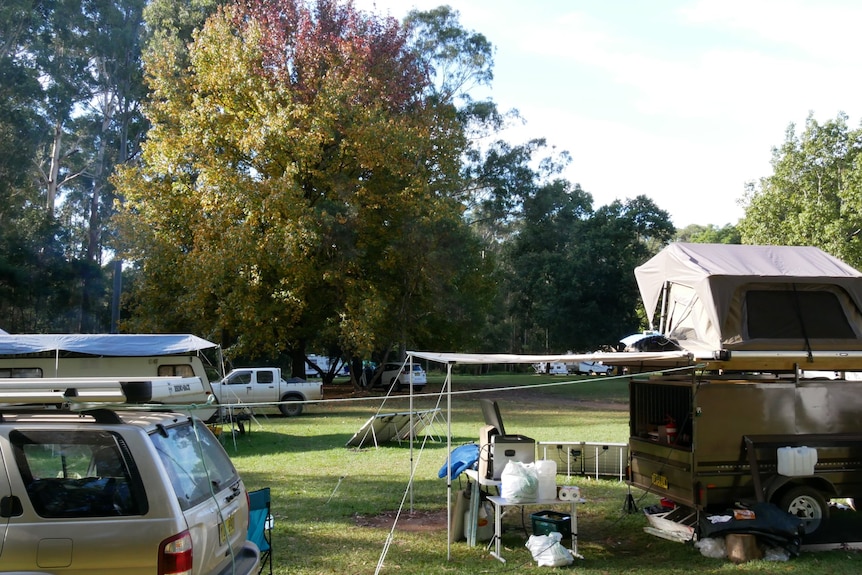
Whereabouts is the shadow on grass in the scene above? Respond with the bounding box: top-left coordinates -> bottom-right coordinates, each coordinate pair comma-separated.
219,428 -> 478,456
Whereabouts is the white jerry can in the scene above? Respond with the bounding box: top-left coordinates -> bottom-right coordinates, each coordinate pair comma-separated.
777,446 -> 818,477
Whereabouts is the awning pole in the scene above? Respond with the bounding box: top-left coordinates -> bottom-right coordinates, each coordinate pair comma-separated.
445,361 -> 453,560
408,356 -> 414,513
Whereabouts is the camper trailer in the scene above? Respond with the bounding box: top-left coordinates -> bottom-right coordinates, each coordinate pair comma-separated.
0,333 -> 221,420
622,243 -> 862,535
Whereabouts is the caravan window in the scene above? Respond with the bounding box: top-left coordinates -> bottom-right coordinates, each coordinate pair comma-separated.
0,368 -> 42,378
746,290 -> 856,339
157,364 -> 195,378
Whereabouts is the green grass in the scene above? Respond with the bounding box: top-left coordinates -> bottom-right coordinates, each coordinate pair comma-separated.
223,373 -> 862,574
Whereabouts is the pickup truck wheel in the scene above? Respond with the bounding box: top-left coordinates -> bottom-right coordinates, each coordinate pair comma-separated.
279,398 -> 303,417
778,485 -> 828,534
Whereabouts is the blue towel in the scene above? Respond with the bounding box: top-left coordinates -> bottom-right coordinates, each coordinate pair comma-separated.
438,443 -> 480,480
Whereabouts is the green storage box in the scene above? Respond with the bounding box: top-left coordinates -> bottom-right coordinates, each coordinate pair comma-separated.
530,510 -> 571,537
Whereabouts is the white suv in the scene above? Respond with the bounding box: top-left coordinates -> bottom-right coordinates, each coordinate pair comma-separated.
0,407 -> 260,574
380,363 -> 427,391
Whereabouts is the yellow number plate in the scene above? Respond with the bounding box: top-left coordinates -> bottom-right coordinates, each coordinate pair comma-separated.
651,473 -> 669,490
219,512 -> 236,545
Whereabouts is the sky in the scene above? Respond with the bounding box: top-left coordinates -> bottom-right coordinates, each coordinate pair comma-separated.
353,0 -> 862,228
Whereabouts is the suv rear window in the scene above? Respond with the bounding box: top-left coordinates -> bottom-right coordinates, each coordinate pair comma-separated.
11,430 -> 147,518
150,421 -> 239,510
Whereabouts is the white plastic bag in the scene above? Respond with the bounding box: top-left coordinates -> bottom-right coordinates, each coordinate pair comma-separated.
694,537 -> 726,559
525,532 -> 574,567
500,460 -> 539,502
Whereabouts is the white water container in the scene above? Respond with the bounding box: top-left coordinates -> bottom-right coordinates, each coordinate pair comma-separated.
536,459 -> 558,500
464,502 -> 493,541
777,446 -> 817,477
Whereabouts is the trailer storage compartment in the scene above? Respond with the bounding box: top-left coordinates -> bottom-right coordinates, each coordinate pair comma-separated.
629,373 -> 862,530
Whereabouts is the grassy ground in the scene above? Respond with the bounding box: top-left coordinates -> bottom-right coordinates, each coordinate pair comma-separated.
223,372 -> 862,574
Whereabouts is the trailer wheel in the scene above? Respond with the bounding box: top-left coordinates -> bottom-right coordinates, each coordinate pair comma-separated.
778,485 -> 829,534
279,396 -> 304,417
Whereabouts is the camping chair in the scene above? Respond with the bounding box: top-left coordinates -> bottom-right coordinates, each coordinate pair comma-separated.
247,487 -> 273,575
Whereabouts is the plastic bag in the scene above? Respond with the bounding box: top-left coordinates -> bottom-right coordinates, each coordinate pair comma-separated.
762,545 -> 790,562
500,460 -> 538,502
525,532 -> 574,567
694,537 -> 726,559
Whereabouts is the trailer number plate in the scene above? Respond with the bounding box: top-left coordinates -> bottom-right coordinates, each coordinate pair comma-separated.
652,473 -> 668,490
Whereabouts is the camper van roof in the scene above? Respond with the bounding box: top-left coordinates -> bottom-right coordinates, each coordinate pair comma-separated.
0,334 -> 217,357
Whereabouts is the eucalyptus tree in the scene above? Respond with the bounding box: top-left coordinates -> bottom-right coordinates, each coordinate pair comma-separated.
0,0 -> 151,332
675,223 -> 741,244
740,112 -> 862,269
0,0 -> 78,331
506,178 -> 674,353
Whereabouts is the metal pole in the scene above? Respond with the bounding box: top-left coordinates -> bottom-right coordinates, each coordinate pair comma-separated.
446,361 -> 453,560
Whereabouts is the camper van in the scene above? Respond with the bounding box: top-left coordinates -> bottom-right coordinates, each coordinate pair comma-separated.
621,243 -> 862,537
0,333 -> 221,420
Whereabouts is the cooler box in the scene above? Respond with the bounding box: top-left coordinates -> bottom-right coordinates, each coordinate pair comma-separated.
490,434 -> 535,480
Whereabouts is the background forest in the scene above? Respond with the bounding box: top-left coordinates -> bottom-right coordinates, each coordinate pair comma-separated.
2,0 -> 860,378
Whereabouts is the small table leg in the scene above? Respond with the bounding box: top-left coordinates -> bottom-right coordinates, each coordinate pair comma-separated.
490,499 -> 505,563
570,499 -> 583,559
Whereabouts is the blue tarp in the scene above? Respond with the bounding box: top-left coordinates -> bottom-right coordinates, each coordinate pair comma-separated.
438,443 -> 480,480
0,334 -> 217,357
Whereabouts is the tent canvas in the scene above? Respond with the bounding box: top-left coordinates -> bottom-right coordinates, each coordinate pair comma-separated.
634,243 -> 862,362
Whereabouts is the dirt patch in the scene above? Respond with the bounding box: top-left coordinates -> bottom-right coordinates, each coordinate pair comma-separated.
354,508 -> 448,532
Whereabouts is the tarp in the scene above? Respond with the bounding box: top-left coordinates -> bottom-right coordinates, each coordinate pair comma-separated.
0,334 -> 218,357
634,243 -> 862,358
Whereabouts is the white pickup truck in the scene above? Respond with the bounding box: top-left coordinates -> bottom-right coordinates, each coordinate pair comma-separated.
211,367 -> 323,416
577,361 -> 613,375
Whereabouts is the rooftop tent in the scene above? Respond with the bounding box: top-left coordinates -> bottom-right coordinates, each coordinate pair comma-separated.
0,333 -> 218,356
634,243 -> 862,359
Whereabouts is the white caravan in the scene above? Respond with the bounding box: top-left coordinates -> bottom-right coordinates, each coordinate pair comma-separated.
0,333 -> 222,420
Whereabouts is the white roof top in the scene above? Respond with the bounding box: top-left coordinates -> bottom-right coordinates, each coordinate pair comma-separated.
0,334 -> 218,356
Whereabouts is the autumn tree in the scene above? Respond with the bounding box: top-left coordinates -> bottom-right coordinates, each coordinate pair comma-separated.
115,0 -> 494,376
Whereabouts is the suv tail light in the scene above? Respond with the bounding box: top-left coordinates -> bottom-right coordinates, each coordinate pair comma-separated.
159,531 -> 193,575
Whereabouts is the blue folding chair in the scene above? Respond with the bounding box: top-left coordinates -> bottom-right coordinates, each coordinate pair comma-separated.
247,487 -> 273,575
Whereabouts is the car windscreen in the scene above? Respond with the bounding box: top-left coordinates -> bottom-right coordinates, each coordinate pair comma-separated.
149,419 -> 239,510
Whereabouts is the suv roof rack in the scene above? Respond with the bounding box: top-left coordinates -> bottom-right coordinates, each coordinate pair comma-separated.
82,408 -> 124,424
0,378 -> 129,405
0,376 -> 204,406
